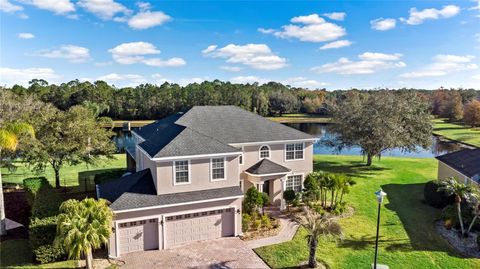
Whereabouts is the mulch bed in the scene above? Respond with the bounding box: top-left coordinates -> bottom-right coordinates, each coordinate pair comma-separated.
435,220 -> 480,258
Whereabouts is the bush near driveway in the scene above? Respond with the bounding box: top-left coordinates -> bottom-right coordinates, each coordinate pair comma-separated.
26,177 -> 66,263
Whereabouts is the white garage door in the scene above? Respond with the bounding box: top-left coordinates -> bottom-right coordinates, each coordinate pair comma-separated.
165,208 -> 235,248
119,218 -> 159,254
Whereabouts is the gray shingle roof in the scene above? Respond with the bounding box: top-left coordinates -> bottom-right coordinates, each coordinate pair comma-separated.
176,106 -> 315,144
245,158 -> 291,175
96,169 -> 156,203
436,148 -> 480,179
110,186 -> 243,211
134,106 -> 314,159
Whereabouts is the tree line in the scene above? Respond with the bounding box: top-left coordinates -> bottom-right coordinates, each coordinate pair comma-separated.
3,79 -> 478,122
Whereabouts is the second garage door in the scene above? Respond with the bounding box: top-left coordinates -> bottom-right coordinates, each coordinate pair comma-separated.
165,208 -> 234,248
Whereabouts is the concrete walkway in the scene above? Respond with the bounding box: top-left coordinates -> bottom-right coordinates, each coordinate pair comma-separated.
247,210 -> 299,249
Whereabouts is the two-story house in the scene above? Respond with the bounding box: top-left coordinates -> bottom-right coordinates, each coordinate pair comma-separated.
97,106 -> 316,258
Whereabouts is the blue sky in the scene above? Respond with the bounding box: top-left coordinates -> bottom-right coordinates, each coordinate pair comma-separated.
1,0 -> 479,90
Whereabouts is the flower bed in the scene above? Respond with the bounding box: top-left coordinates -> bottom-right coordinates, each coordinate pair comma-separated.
436,221 -> 480,258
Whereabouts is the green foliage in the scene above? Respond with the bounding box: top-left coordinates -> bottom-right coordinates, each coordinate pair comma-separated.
243,187 -> 263,214
326,91 -> 433,165
261,214 -> 272,229
242,213 -> 251,232
33,245 -> 65,264
29,216 -> 58,250
93,168 -> 126,185
260,192 -> 270,207
23,177 -> 48,206
252,219 -> 262,230
441,205 -> 458,224
283,189 -> 296,203
424,180 -> 455,208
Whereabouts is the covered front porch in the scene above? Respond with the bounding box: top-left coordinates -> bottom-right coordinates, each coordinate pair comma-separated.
243,159 -> 293,210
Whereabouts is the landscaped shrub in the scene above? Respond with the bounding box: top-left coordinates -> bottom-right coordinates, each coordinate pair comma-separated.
27,178 -> 65,264
242,213 -> 251,232
283,190 -> 296,210
424,180 -> 455,208
252,219 -> 262,230
441,204 -> 457,226
261,214 -> 272,229
33,245 -> 65,264
23,177 -> 48,206
93,168 -> 126,185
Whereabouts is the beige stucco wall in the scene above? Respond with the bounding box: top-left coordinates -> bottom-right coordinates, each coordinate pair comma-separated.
150,156 -> 240,195
437,161 -> 470,183
109,197 -> 242,257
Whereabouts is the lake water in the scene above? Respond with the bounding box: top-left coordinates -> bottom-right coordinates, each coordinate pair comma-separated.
112,122 -> 467,158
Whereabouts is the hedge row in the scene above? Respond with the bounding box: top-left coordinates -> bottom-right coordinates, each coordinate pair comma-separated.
23,177 -> 65,264
93,168 -> 126,185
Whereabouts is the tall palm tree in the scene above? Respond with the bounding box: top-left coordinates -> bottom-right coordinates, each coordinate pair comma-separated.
0,122 -> 34,235
438,177 -> 475,236
297,206 -> 343,268
55,198 -> 113,269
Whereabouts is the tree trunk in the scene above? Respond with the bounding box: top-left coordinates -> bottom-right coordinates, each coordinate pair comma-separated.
366,154 -> 373,166
467,215 -> 478,234
457,202 -> 465,236
85,249 -> 94,269
54,168 -> 61,189
0,150 -> 6,235
308,238 -> 318,268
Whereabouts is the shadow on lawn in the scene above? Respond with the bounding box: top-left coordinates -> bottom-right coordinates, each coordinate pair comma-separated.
381,182 -> 463,257
338,235 -> 411,251
314,160 -> 390,179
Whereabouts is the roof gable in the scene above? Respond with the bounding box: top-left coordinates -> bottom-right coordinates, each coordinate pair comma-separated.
436,148 -> 480,178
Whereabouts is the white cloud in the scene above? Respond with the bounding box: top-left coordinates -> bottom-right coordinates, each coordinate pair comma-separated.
78,0 -> 130,20
311,52 -> 406,75
203,43 -> 288,70
0,67 -> 60,86
220,66 -> 242,72
400,54 -> 478,78
259,13 -> 346,42
230,76 -> 269,84
319,40 -> 351,50
127,10 -> 171,29
323,12 -> 346,21
470,0 -> 480,10
20,0 -> 75,14
33,45 -> 90,63
0,0 -> 23,13
108,41 -> 185,67
370,18 -> 396,31
18,32 -> 34,39
283,77 -> 329,88
97,73 -> 147,86
400,5 -> 460,25
473,74 -> 480,80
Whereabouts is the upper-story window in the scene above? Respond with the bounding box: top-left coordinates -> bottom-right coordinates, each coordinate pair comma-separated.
286,143 -> 304,160
211,157 -> 225,181
259,145 -> 270,159
174,160 -> 190,184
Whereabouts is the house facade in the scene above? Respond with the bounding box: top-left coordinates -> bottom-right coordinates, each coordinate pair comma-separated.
435,148 -> 480,185
97,106 -> 315,258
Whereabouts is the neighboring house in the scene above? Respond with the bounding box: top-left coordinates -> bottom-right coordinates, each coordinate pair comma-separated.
435,148 -> 480,185
97,106 -> 316,257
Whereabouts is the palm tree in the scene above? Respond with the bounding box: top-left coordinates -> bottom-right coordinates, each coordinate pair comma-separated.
0,122 -> 34,235
438,177 -> 475,236
55,198 -> 113,269
297,206 -> 343,268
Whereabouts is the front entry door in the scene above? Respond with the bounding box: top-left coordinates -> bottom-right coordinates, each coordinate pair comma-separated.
262,180 -> 270,196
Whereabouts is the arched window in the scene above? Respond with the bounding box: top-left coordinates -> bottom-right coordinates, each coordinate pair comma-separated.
259,145 -> 270,159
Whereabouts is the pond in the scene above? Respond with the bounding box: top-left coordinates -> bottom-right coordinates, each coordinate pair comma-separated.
112,122 -> 467,158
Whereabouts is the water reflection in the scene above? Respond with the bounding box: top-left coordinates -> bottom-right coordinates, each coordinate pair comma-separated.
111,123 -> 466,158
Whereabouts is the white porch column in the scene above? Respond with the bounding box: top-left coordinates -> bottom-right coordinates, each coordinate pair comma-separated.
280,177 -> 286,210
257,182 -> 264,191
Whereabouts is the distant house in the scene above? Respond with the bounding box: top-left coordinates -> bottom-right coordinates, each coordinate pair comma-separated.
435,148 -> 480,185
97,106 -> 316,258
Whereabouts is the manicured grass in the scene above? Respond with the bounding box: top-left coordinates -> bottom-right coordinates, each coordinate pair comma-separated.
268,113 -> 331,123
0,239 -> 78,269
255,155 -> 480,269
107,120 -> 155,128
1,154 -> 126,188
433,118 -> 480,147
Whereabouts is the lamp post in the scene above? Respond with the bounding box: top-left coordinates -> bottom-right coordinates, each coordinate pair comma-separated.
373,189 -> 387,269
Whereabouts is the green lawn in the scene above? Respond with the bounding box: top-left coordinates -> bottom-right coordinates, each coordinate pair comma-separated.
255,155 -> 480,269
268,113 -> 331,123
433,118 -> 480,147
1,154 -> 126,188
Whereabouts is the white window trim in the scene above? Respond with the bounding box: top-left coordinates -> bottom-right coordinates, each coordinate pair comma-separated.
239,146 -> 244,165
173,160 -> 191,186
284,142 -> 305,162
284,173 -> 304,192
210,157 -> 227,182
258,145 -> 271,160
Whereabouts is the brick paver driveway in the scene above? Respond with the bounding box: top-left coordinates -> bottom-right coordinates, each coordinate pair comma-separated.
119,237 -> 269,269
